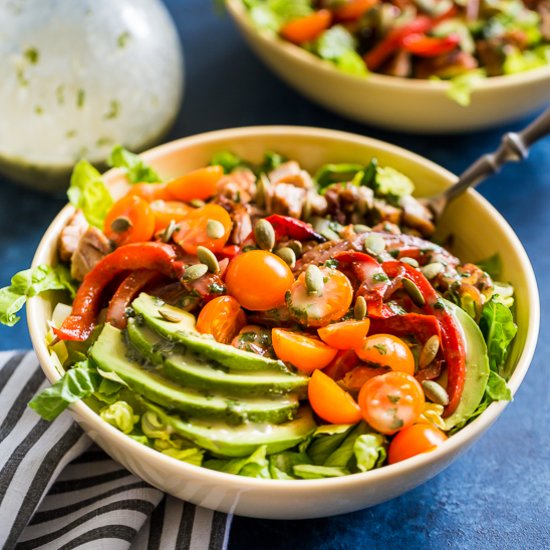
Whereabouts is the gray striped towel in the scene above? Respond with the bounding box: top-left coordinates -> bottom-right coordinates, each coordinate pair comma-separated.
0,351 -> 232,550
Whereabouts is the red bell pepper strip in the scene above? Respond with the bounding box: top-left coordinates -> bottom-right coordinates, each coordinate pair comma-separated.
323,349 -> 361,381
382,261 -> 466,417
364,6 -> 458,70
264,215 -> 325,243
106,270 -> 162,330
402,33 -> 460,57
55,242 -> 184,342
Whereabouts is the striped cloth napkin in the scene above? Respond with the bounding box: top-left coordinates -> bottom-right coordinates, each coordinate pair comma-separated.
0,351 -> 232,550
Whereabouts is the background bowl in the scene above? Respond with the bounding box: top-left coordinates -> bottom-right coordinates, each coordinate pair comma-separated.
27,126 -> 539,519
226,0 -> 550,134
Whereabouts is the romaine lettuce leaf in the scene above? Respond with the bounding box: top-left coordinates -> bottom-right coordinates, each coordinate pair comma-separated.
204,445 -> 271,479
107,145 -> 160,183
485,370 -> 512,401
293,464 -> 350,479
476,253 -> 502,279
244,0 -> 313,32
99,401 -> 139,434
161,447 -> 204,466
0,264 -> 77,326
269,450 -> 311,480
28,361 -> 101,420
354,433 -> 387,472
307,423 -> 355,465
67,160 -> 113,228
445,69 -> 486,107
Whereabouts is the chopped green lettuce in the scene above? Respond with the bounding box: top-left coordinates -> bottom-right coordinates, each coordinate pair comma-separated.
67,160 -> 113,227
307,423 -> 355,464
107,145 -> 160,183
293,464 -> 350,479
479,296 -> 518,379
269,450 -> 311,480
503,45 -> 550,75
161,447 -> 204,466
485,369 -> 512,401
445,70 -> 486,107
244,0 -> 313,33
314,163 -> 365,190
0,264 -> 77,327
476,253 -> 502,279
100,401 -> 139,434
210,150 -> 244,174
28,361 -> 101,421
374,166 -> 414,200
354,433 -> 387,472
204,445 -> 271,478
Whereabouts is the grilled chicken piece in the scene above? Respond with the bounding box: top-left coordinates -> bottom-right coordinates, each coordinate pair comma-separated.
269,161 -> 313,189
269,183 -> 307,219
216,168 -> 256,204
58,210 -> 88,262
70,227 -> 112,281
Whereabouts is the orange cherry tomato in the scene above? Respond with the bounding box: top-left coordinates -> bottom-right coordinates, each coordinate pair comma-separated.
358,371 -> 424,435
104,195 -> 156,246
308,369 -> 362,424
225,250 -> 294,311
280,9 -> 332,45
127,182 -> 171,202
356,334 -> 415,375
272,329 -> 338,374
196,295 -> 246,344
172,204 -> 232,255
287,267 -> 353,327
150,200 -> 194,232
333,0 -> 379,21
388,423 -> 448,464
318,319 -> 371,349
166,165 -> 224,202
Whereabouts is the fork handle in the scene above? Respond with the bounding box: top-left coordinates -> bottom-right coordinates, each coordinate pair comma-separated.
444,106 -> 550,203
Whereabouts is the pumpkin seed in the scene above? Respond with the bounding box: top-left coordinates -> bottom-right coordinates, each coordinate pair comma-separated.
421,380 -> 449,406
206,219 -> 225,240
401,256 -> 419,268
110,216 -> 132,233
182,263 -> 208,281
255,173 -> 270,209
363,233 -> 385,255
402,277 -> 426,307
275,247 -> 296,268
421,262 -> 444,280
160,219 -> 178,243
190,199 -> 205,208
305,265 -> 324,295
159,306 -> 185,323
301,193 -> 312,221
254,219 -> 275,251
354,295 -> 367,320
419,334 -> 440,368
196,245 -> 220,273
287,240 -> 302,257
353,224 -> 371,234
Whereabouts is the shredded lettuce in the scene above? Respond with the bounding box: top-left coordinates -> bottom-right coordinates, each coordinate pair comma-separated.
67,160 -> 113,227
100,401 -> 139,434
445,70 -> 486,107
503,45 -> 550,75
107,145 -> 160,184
0,264 -> 77,327
28,361 -> 100,421
479,296 -> 518,379
244,0 -> 312,33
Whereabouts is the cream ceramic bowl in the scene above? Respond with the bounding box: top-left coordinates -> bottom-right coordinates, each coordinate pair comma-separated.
226,0 -> 550,134
27,126 -> 539,519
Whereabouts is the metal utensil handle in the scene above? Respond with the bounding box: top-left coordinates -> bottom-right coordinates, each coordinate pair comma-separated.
444,106 -> 550,203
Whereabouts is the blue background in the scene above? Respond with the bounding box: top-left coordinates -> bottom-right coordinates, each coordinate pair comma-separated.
1,1 -> 548,548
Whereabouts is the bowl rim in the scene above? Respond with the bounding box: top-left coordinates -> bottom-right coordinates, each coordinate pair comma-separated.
226,0 -> 550,93
27,125 -> 540,493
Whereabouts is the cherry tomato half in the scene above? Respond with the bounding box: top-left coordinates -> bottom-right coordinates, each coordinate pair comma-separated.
356,334 -> 415,375
287,267 -> 353,327
333,0 -> 379,22
280,9 -> 332,44
149,200 -> 193,232
308,369 -> 362,424
388,423 -> 448,464
225,250 -> 294,311
166,165 -> 224,202
358,371 -> 425,435
196,295 -> 246,344
104,195 -> 156,246
318,319 -> 371,349
272,329 -> 337,374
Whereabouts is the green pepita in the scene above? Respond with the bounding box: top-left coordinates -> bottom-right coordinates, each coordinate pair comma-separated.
110,216 -> 132,233
421,380 -> 449,406
160,219 -> 178,243
254,219 -> 276,251
206,219 -> 225,240
402,277 -> 425,307
159,306 -> 186,323
353,224 -> 371,234
275,247 -> 296,268
400,256 -> 419,268
183,263 -> 208,282
354,295 -> 367,320
190,199 -> 205,208
287,240 -> 303,257
196,245 -> 220,274
421,262 -> 444,280
419,334 -> 440,369
255,174 -> 270,209
364,233 -> 385,255
305,265 -> 324,295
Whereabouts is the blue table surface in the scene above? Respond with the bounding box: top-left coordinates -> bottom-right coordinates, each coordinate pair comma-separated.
1,1 -> 549,547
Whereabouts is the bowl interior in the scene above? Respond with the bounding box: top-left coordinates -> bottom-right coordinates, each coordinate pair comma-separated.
26,126 -> 539,514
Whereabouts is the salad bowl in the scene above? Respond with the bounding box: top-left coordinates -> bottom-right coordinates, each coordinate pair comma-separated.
226,0 -> 550,134
27,126 -> 539,519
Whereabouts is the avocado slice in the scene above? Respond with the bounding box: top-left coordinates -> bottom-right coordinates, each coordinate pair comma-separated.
132,293 -> 289,373
126,320 -> 309,398
442,300 -> 490,430
142,399 -> 317,458
89,324 -> 299,424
